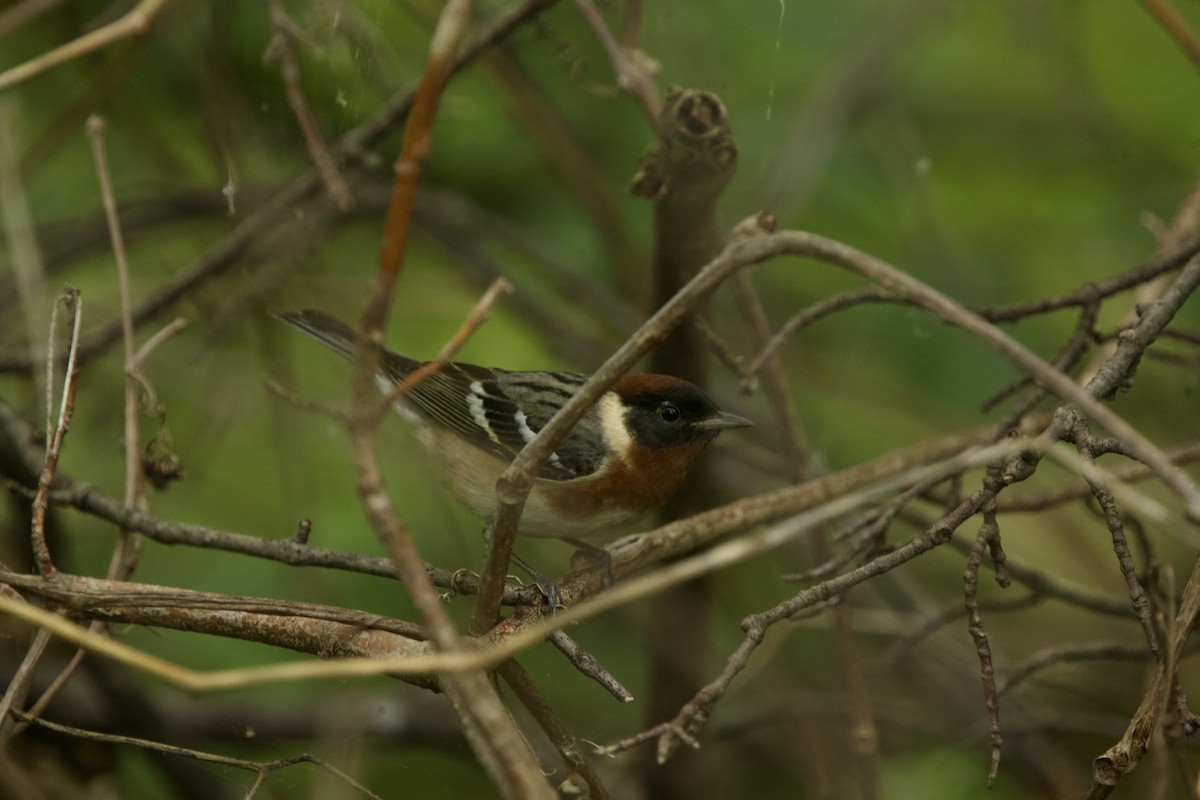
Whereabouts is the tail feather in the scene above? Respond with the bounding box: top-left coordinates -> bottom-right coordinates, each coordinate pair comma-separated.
276,309 -> 420,380
276,309 -> 361,361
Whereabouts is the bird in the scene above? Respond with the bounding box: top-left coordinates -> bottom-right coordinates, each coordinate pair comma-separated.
277,308 -> 752,541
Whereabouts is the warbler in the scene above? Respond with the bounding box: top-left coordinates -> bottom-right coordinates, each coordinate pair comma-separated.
278,309 -> 752,539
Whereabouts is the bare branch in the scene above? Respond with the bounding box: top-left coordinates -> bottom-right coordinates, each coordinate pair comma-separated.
9,711 -> 383,800
264,0 -> 354,211
0,0 -> 167,92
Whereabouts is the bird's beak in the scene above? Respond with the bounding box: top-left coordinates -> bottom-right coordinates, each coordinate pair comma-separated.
694,410 -> 754,432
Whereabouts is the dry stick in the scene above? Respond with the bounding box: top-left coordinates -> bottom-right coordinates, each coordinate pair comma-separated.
29,289 -> 83,575
789,233 -> 1200,518
600,237 -> 1200,763
497,660 -> 611,800
130,318 -> 186,368
0,621 -> 49,746
0,437 -> 1023,695
571,0 -> 660,123
9,712 -> 382,800
1138,0 -> 1200,69
0,568 -> 426,639
995,440 -> 1200,512
1089,553 -> 1200,795
547,630 -> 632,702
483,231 -> 1200,630
0,291 -> 82,745
6,471 -> 541,607
740,286 -> 908,385
1091,477 -> 1160,655
1079,172 -> 1200,385
960,255 -> 1200,784
733,266 -> 881,797
345,2 -> 554,797
962,257 -> 1200,784
962,481 -> 1005,785
600,480 -> 1000,760
376,276 -> 513,421
349,0 -> 456,619
265,0 -> 353,211
8,234 -> 1196,767
0,568 -> 439,693
0,0 -> 167,92
17,118 -> 166,741
8,420 -> 1009,678
85,115 -> 144,576
998,642 -> 1152,697
977,237 -> 1200,324
27,125 -> 192,734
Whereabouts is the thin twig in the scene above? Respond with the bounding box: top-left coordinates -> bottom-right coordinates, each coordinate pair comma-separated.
1090,553 -> 1200,793
548,630 -> 633,702
264,0 -> 353,211
994,440 -> 1200,512
85,114 -> 144,575
9,291 -> 83,745
8,711 -> 382,800
977,237 -> 1200,323
2,469 -> 542,607
1138,0 -> 1200,70
129,316 -> 188,371
598,482 -> 993,761
480,230 -> 1200,639
377,277 -> 513,417
571,0 -> 660,123
30,288 -> 83,575
0,627 -> 49,745
962,483 -> 1005,787
2,567 -> 426,641
21,117 -> 165,736
741,286 -> 908,384
0,439 -> 1021,694
998,642 -> 1152,696
0,0 -> 168,92
497,660 -> 611,799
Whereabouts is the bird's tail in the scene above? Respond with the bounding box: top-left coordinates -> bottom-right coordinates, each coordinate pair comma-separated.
275,309 -> 359,360
276,309 -> 421,381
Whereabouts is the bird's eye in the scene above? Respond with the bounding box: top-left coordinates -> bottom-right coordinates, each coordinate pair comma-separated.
658,403 -> 681,423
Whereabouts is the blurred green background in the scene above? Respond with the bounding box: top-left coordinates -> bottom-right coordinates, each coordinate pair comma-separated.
1,1 -> 1199,797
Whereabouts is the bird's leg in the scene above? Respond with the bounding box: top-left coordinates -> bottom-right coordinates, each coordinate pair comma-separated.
509,551 -> 567,612
481,523 -> 566,611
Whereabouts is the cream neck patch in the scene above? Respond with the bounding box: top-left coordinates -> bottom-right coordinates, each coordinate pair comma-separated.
597,392 -> 632,456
